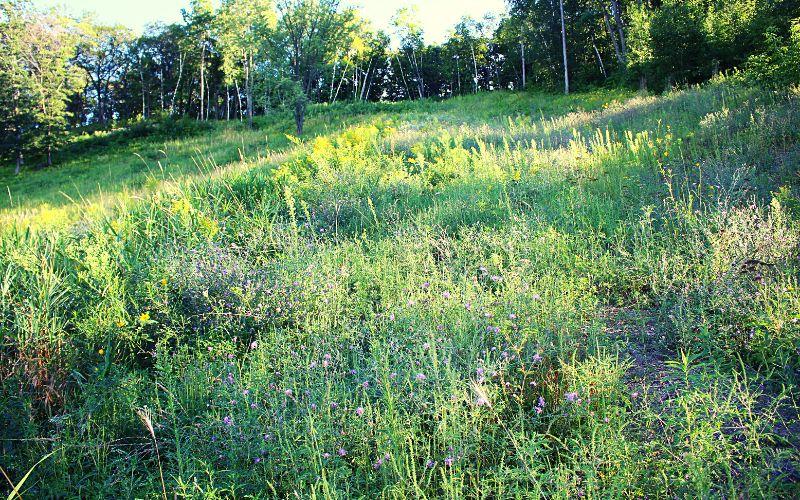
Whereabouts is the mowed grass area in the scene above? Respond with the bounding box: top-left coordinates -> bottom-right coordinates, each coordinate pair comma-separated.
1,82 -> 800,497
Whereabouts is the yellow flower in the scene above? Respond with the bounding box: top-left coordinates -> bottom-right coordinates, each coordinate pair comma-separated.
663,151 -> 669,157
116,319 -> 126,328
161,278 -> 168,287
139,312 -> 151,324
98,348 -> 105,355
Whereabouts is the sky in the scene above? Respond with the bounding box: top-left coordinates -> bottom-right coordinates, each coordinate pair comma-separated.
33,0 -> 507,43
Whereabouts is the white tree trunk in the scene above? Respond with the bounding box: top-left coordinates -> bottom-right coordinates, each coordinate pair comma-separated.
559,0 -> 569,95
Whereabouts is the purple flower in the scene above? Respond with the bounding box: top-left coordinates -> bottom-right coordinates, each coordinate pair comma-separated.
223,416 -> 234,427
532,353 -> 542,363
322,452 -> 331,459
254,457 -> 261,463
356,407 -> 364,416
338,448 -> 347,457
425,459 -> 436,468
416,373 -> 427,381
284,389 -> 293,397
444,456 -> 454,467
565,392 -> 579,403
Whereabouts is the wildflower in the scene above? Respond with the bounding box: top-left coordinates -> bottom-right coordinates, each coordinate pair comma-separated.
330,402 -> 338,409
138,312 -> 151,324
116,319 -> 126,328
284,389 -> 293,397
565,392 -> 579,403
98,348 -> 105,355
338,448 -> 347,457
322,452 -> 331,459
444,457 -> 454,467
161,278 -> 168,286
425,459 -> 436,468
362,380 -> 369,389
223,416 -> 234,427
442,291 -> 451,299
663,151 -> 669,157
532,353 -> 542,363
254,457 -> 261,463
631,391 -> 639,399
250,341 -> 258,349
422,342 -> 430,350
356,407 -> 364,416
416,373 -> 427,381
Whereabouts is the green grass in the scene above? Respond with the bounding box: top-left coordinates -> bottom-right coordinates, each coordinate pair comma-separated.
1,82 -> 799,498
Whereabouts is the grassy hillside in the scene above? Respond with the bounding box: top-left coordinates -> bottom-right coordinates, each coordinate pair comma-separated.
2,83 -> 800,497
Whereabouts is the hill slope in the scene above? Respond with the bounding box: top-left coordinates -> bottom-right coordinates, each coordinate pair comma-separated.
2,84 -> 800,497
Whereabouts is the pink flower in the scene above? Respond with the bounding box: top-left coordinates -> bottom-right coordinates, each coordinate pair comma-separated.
356,407 -> 364,416
416,373 -> 427,381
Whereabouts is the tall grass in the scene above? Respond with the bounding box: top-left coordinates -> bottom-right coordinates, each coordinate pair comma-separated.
1,81 -> 799,497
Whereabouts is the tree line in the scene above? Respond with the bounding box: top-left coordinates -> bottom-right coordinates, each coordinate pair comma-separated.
1,0 -> 798,172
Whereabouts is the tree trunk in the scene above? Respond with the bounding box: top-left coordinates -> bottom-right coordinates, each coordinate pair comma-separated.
246,53 -> 254,129
235,80 -> 243,121
603,7 -> 623,66
333,60 -> 350,103
611,0 -> 627,61
172,51 -> 184,116
470,44 -> 478,94
395,54 -> 411,99
199,43 -> 205,121
139,56 -> 147,119
329,59 -> 337,102
294,97 -> 306,135
593,41 -> 607,78
520,42 -> 526,89
559,0 -> 569,95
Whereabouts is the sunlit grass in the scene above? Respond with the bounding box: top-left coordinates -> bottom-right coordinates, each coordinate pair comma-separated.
1,81 -> 799,497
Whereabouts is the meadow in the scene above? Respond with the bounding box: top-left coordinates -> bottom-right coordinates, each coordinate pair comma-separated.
1,81 -> 800,498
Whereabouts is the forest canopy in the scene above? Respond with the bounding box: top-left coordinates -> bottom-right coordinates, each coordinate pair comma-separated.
1,0 -> 799,171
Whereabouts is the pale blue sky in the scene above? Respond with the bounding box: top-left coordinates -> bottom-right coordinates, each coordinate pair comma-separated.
34,0 -> 507,43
